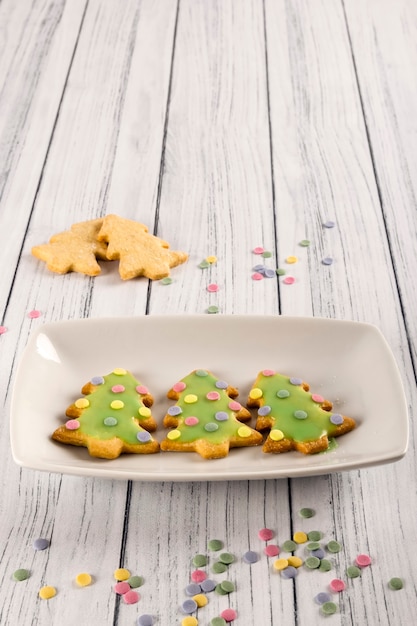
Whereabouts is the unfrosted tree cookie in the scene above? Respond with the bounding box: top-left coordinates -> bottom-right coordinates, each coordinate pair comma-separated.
52,369 -> 159,459
97,214 -> 188,280
247,370 -> 356,454
31,218 -> 108,276
161,369 -> 263,459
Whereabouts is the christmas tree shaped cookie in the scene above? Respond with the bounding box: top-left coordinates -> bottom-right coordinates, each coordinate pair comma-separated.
52,369 -> 159,459
247,370 -> 356,454
32,218 -> 108,276
97,214 -> 188,280
160,370 -> 263,459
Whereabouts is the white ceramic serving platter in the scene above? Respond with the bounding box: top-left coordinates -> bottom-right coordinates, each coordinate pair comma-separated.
10,315 -> 409,481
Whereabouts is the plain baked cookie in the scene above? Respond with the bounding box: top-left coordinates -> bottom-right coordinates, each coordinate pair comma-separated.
247,369 -> 356,454
97,214 -> 188,280
31,218 -> 108,276
52,368 -> 159,459
160,369 -> 263,459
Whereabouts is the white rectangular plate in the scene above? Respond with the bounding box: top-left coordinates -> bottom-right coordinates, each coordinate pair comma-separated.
10,315 -> 409,481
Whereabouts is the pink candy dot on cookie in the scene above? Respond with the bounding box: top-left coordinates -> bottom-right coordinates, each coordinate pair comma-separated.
136,385 -> 149,395
173,382 -> 186,393
65,419 -> 80,430
228,401 -> 241,411
112,385 -> 125,393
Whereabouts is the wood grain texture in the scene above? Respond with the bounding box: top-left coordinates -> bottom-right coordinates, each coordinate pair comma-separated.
0,0 -> 416,624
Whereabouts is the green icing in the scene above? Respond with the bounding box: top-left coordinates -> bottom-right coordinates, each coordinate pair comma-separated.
70,371 -> 152,445
254,372 -> 340,442
166,371 -> 251,444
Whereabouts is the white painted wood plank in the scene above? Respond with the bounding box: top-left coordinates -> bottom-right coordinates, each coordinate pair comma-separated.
265,1 -> 417,624
0,0 -> 88,316
343,0 -> 417,365
0,1 -> 178,624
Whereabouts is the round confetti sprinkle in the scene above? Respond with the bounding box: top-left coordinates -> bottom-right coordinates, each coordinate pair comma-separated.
65,419 -> 80,430
262,250 -> 272,258
299,239 -> 310,247
276,389 -> 290,399
329,578 -> 346,592
181,618 -> 198,626
282,540 -> 297,552
114,568 -> 131,581
182,599 -> 198,613
207,283 -> 219,292
388,577 -> 403,590
196,369 -> 208,377
205,422 -> 219,432
252,272 -> 264,281
321,601 -> 338,615
92,376 -> 105,385
294,410 -> 308,420
258,528 -> 274,541
258,405 -> 271,417
273,558 -> 289,571
186,583 -> 202,596
311,394 -> 325,403
290,377 -> 303,385
207,305 -> 219,314
347,565 -> 362,578
253,246 -> 264,254
319,559 -> 332,573
323,220 -> 336,228
212,561 -> 228,574
276,268 -> 286,276
110,400 -> 124,410
283,276 -> 295,285
200,579 -> 216,593
264,268 -> 276,278
305,556 -> 321,569
184,416 -> 199,426
215,411 -> 228,421
199,260 -> 210,269
184,394 -> 198,404
322,256 -> 333,265
114,581 -> 131,595
221,608 -> 237,621
207,391 -> 220,401
193,593 -> 208,607
113,368 -> 127,375
173,381 -> 186,392
104,417 -> 118,426
311,548 -> 325,559
220,580 -> 235,593
28,310 -> 41,319
355,554 -> 372,567
192,554 -> 208,567
33,538 -> 50,551
281,566 -> 298,579
160,277 -> 172,285
237,425 -> 252,438
315,592 -> 332,605
128,575 -> 144,588
0,326 -> 7,334
330,413 -> 344,425
293,531 -> 308,544
75,573 -> 92,587
208,539 -> 224,552
206,255 -> 217,263
219,552 -> 235,565
137,431 -> 152,443
191,570 -> 207,583
75,398 -> 89,409
299,507 -> 315,519
307,530 -> 322,541
264,544 -> 280,557
39,585 -> 56,599
13,569 -> 30,581
243,550 -> 259,564
168,405 -> 182,416
167,429 -> 181,440
306,542 -> 321,551
326,540 -> 342,553
211,619 -> 227,626
285,255 -> 298,264
137,616 -> 154,626
287,556 -> 303,568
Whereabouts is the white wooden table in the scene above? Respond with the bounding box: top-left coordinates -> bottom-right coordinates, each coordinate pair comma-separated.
1,1 -> 416,624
